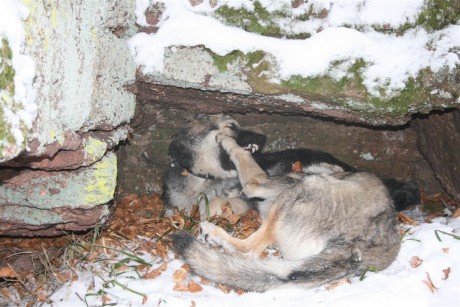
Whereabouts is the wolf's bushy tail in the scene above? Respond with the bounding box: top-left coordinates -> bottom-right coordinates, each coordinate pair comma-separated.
170,232 -> 360,292
382,179 -> 420,211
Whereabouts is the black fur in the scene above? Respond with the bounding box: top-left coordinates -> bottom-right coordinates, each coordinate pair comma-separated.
253,148 -> 355,175
170,231 -> 196,255
381,179 -> 420,211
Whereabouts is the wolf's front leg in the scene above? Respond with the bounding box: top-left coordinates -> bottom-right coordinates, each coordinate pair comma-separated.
216,134 -> 268,194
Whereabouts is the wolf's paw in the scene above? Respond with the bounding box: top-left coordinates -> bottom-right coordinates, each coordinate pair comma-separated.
199,221 -> 220,243
199,222 -> 236,251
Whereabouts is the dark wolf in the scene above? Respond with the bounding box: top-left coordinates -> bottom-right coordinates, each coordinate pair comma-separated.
162,114 -> 419,218
170,123 -> 403,291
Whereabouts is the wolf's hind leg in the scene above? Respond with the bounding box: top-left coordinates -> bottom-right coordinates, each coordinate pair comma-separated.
200,207 -> 279,256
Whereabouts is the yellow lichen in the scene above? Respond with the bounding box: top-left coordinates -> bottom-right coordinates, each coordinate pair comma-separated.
83,152 -> 117,206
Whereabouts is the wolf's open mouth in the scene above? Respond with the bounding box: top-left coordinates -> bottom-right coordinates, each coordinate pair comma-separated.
243,144 -> 259,154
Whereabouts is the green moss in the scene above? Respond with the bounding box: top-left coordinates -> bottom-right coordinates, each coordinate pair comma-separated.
215,1 -> 309,39
372,0 -> 460,34
0,38 -> 18,158
211,50 -> 245,72
215,2 -> 277,37
280,59 -> 368,99
0,39 -> 15,94
417,0 -> 460,31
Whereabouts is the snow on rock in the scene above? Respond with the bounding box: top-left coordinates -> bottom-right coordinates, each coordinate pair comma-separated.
0,0 -> 36,162
128,0 -> 460,98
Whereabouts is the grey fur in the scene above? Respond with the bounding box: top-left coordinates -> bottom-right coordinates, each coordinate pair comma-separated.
170,121 -> 401,292
162,114 -> 266,217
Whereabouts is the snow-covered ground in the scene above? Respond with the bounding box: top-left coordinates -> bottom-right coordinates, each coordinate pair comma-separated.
49,216 -> 460,307
128,0 -> 460,97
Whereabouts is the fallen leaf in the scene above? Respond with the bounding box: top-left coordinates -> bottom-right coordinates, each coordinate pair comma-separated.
451,208 -> 460,218
37,293 -> 48,303
221,203 -> 240,224
236,288 -> 246,295
181,169 -> 189,176
173,283 -> 189,292
422,272 -> 438,293
188,281 -> 203,292
442,248 -> 449,254
102,296 -> 112,304
291,161 -> 303,173
190,301 -> 196,307
409,256 -> 423,268
200,277 -> 209,285
154,241 -> 169,260
326,278 -> 351,290
142,295 -> 148,305
181,264 -> 190,271
115,265 -> 129,271
217,284 -> 232,294
442,267 -> 451,280
173,268 -> 188,283
398,213 -> 417,225
0,267 -> 17,278
143,270 -> 161,280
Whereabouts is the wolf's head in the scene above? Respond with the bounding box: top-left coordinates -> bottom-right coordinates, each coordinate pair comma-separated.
168,114 -> 266,179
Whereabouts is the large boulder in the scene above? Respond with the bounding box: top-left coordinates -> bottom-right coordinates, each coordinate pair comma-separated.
129,0 -> 460,126
0,0 -> 136,236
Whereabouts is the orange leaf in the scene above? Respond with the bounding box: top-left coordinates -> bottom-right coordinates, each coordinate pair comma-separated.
291,161 -> 303,173
398,213 -> 417,226
442,248 -> 449,254
173,268 -> 188,282
221,203 -> 241,224
158,262 -> 168,272
451,208 -> 460,218
326,278 -> 351,290
173,283 -> 189,292
422,272 -> 438,293
217,284 -> 232,294
236,288 -> 246,295
188,281 -> 203,293
102,296 -> 112,304
142,295 -> 148,305
409,256 -> 423,268
181,264 -> 190,271
0,267 -> 17,278
442,267 -> 451,280
143,270 -> 161,280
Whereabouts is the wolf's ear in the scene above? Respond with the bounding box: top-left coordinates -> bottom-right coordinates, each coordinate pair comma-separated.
168,133 -> 194,170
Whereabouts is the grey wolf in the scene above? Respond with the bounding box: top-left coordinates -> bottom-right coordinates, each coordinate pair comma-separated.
162,114 -> 419,218
170,128 -> 402,291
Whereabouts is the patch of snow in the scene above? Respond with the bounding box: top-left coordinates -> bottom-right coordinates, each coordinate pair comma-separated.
48,217 -> 460,307
0,0 -> 36,157
128,0 -> 460,97
135,0 -> 152,27
360,152 -> 375,161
